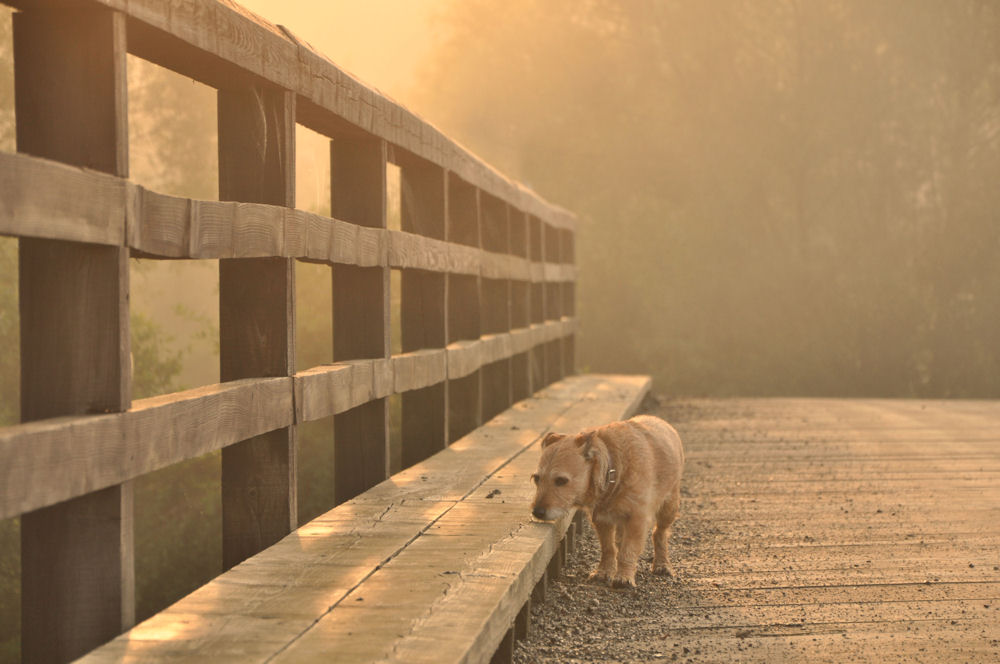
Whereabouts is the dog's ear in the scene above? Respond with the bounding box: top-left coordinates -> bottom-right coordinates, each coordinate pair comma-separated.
577,431 -> 597,460
541,432 -> 566,448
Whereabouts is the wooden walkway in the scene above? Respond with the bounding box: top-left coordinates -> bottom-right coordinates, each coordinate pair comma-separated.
658,398 -> 1000,662
79,374 -> 648,663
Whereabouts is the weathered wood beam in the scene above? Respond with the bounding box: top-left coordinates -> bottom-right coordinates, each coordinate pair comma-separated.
331,135 -> 391,503
217,83 -> 299,570
14,6 -> 135,661
0,378 -> 293,521
5,0 -> 574,228
77,374 -> 650,664
0,151 -> 577,282
0,320 -> 575,521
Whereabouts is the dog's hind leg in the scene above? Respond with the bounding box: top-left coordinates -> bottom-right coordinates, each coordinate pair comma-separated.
588,517 -> 618,584
652,485 -> 680,576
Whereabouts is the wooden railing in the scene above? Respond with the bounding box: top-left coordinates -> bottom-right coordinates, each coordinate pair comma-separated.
0,1 -> 576,661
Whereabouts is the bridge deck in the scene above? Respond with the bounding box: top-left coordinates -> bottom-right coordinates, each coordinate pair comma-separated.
79,374 -> 648,664
657,398 -> 1000,662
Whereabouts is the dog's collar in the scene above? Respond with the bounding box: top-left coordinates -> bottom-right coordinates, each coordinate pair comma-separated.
593,456 -> 619,509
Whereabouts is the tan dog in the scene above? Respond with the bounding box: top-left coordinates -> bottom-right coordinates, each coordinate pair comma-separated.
530,415 -> 684,588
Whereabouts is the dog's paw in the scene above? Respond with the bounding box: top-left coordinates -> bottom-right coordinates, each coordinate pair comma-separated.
587,570 -> 612,585
610,575 -> 637,589
652,563 -> 675,577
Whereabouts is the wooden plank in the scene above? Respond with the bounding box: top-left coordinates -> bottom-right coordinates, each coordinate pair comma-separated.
401,383 -> 446,467
7,0 -> 576,230
446,174 -> 483,442
0,377 -> 292,520
331,135 -> 391,502
393,348 -> 447,394
0,147 -> 572,279
0,151 -> 128,245
271,374 -> 651,664
218,83 -> 298,570
606,397 -> 1000,664
397,155 -> 447,468
13,6 -> 135,661
80,374 -> 628,663
1,321 -> 580,514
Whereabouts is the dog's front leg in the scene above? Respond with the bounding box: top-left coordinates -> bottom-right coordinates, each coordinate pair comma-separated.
611,515 -> 649,588
588,516 -> 618,583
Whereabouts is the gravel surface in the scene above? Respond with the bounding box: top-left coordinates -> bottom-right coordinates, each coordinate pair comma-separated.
513,511 -> 714,664
514,521 -> 701,664
513,399 -> 718,664
512,397 -> 1000,663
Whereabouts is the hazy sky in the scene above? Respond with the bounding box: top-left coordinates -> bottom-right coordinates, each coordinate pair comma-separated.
236,0 -> 446,105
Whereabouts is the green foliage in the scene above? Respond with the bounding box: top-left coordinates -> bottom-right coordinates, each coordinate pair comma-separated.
419,0 -> 1000,398
130,310 -> 185,400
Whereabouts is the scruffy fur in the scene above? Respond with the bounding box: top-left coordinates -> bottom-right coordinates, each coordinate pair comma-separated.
530,415 -> 685,588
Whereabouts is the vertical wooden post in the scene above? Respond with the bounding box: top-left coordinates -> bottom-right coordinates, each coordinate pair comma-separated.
14,8 -> 133,662
544,223 -> 564,383
532,570 -> 548,604
489,627 -> 515,664
218,85 -> 297,569
331,136 -> 390,503
510,211 -> 531,402
528,216 -> 546,389
514,598 -> 532,642
446,175 -> 482,442
399,154 -> 447,467
562,229 -> 576,375
480,195 -> 512,422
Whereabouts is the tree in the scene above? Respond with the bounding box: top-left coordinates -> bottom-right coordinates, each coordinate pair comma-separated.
416,0 -> 1000,397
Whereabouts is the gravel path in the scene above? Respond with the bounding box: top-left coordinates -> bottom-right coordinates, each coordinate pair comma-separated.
513,398 -> 1000,663
513,509 -> 712,663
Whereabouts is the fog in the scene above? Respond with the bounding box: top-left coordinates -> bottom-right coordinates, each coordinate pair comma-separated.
242,0 -> 1000,399
1,1 -> 999,657
414,0 -> 1000,398
6,1 -> 996,404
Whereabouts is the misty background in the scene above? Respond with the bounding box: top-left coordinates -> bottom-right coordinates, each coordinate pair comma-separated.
1,0 -> 999,659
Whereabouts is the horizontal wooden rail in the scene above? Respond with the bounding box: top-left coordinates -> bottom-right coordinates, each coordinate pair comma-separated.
0,319 -> 574,520
2,0 -> 578,658
6,0 -> 575,230
77,374 -> 651,664
0,151 -> 576,281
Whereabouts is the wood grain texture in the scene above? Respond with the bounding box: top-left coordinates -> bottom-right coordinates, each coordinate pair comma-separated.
1,151 -> 573,283
218,83 -> 298,570
80,374 -> 648,663
14,7 -> 135,662
605,397 -> 1000,663
331,136 -> 391,504
273,375 -> 650,664
401,383 -> 446,467
2,321 -> 577,520
6,0 -> 575,229
0,151 -> 128,245
0,377 -> 293,520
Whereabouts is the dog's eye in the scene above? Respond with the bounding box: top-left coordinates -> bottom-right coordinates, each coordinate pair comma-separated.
554,477 -> 569,486
530,474 -> 539,484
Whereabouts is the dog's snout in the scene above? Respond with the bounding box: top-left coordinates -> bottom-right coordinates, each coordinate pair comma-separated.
532,506 -> 547,520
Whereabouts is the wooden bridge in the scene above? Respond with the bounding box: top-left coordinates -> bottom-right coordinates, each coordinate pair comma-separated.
0,1 -> 997,663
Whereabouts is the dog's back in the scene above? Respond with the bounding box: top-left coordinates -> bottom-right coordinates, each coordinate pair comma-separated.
601,415 -> 684,515
628,414 -> 684,475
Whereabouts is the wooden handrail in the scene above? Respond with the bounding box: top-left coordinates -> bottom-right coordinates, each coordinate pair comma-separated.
0,0 -> 577,660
